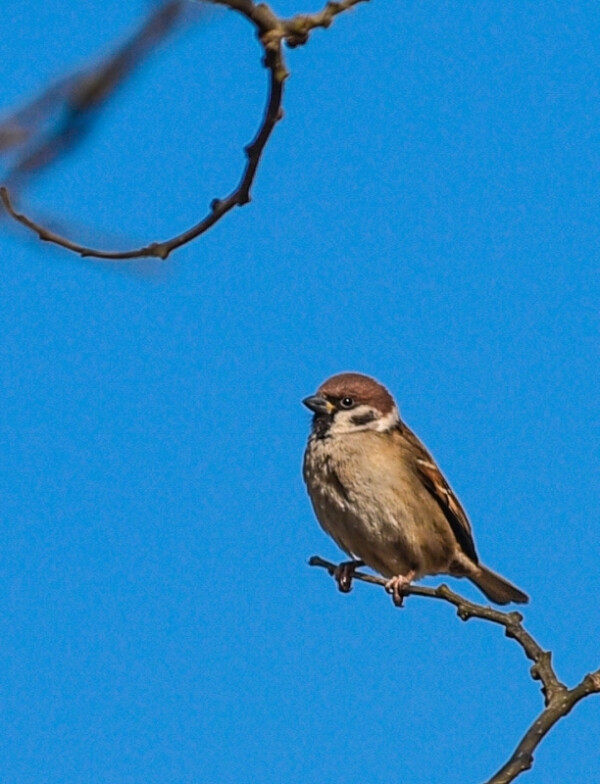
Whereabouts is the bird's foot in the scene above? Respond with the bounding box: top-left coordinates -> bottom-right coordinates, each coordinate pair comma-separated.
385,571 -> 416,607
334,559 -> 365,593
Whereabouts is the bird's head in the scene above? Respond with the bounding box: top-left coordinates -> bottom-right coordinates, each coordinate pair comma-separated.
303,372 -> 400,437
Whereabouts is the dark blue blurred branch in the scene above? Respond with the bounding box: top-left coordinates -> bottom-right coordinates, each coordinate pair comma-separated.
0,1 -> 194,186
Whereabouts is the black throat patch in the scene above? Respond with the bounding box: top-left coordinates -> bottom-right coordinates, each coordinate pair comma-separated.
312,413 -> 333,439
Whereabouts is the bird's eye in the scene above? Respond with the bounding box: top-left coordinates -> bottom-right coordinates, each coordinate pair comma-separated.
340,396 -> 355,409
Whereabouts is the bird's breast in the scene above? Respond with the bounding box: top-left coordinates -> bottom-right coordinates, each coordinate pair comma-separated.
304,432 -> 450,577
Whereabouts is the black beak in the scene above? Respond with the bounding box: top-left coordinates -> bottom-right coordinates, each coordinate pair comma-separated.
302,395 -> 332,415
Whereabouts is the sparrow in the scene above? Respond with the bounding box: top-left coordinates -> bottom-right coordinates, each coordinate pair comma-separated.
302,372 -> 528,605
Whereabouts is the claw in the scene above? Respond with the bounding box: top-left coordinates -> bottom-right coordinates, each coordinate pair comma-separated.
385,571 -> 416,607
333,559 -> 365,593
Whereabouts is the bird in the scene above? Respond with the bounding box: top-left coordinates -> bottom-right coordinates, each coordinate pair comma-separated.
302,372 -> 529,606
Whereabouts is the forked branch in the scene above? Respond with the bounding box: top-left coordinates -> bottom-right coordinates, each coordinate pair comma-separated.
309,555 -> 600,784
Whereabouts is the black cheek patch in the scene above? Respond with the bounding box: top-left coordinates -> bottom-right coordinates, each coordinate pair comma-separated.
350,411 -> 376,427
314,414 -> 333,438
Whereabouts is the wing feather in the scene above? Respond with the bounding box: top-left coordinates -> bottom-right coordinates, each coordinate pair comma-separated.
399,424 -> 479,564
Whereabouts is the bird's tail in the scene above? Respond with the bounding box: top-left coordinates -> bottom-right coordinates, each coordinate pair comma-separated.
469,564 -> 529,605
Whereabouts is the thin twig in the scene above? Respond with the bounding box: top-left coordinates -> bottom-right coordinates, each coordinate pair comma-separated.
1,2 -> 286,260
309,554 -> 600,784
284,0 -> 370,46
485,672 -> 600,784
0,0 -> 370,260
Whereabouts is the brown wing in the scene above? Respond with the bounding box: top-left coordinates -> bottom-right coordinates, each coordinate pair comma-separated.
400,424 -> 479,564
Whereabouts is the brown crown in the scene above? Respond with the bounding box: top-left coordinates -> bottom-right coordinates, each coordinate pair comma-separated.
317,372 -> 396,414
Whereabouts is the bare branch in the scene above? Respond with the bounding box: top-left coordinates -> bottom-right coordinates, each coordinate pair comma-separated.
0,0 -> 370,260
1,49 -> 286,260
485,671 -> 600,784
309,554 -> 600,784
284,0 -> 370,47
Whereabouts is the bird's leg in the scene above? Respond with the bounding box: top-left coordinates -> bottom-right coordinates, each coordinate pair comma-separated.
385,570 -> 416,607
333,559 -> 365,593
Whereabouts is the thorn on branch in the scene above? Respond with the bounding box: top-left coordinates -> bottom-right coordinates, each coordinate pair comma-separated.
149,242 -> 169,261
530,663 -> 542,681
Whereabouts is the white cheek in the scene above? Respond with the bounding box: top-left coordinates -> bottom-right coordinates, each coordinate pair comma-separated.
373,406 -> 401,432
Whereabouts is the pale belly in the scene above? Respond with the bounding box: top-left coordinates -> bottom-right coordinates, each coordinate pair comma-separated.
303,436 -> 456,579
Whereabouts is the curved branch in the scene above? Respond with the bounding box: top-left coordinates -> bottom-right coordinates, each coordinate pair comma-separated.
0,0 -> 370,260
1,3 -> 286,260
308,555 -> 600,784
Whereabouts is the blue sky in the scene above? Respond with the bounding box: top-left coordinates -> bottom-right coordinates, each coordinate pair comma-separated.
0,1 -> 598,782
